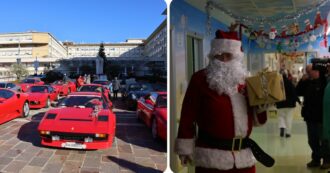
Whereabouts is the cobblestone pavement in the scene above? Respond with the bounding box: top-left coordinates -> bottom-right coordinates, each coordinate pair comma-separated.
0,99 -> 167,173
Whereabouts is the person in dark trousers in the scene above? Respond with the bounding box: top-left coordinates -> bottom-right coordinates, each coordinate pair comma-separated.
113,77 -> 120,99
296,64 -> 329,169
276,69 -> 301,138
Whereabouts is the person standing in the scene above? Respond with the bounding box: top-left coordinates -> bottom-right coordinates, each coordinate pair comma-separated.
113,77 -> 120,99
296,64 -> 329,168
276,69 -> 300,138
175,30 -> 273,173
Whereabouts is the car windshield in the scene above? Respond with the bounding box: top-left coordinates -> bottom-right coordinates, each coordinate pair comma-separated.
58,96 -> 106,108
30,86 -> 48,93
93,81 -> 109,85
157,95 -> 167,108
79,86 -> 103,92
0,83 -> 6,88
0,89 -> 14,99
21,79 -> 35,84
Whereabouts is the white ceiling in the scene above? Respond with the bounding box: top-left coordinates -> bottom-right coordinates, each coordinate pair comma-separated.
185,0 -> 324,25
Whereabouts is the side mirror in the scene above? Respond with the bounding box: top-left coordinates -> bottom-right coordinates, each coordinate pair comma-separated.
16,94 -> 20,99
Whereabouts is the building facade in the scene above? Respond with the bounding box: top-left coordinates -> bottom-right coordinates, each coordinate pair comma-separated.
0,15 -> 167,79
141,19 -> 167,78
63,39 -> 145,58
0,32 -> 67,77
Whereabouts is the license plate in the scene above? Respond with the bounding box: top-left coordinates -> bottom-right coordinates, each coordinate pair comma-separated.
61,142 -> 86,149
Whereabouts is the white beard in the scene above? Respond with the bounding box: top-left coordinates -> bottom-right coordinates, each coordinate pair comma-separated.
206,58 -> 247,96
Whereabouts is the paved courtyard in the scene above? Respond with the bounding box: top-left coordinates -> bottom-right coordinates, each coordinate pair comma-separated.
0,99 -> 166,173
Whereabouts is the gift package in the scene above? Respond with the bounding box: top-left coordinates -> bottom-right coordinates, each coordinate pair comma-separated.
246,70 -> 286,106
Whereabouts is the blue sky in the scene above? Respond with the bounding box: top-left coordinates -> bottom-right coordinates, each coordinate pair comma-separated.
0,0 -> 166,43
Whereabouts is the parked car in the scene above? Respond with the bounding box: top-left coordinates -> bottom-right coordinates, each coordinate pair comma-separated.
51,80 -> 70,96
27,85 -> 58,109
38,92 -> 116,149
0,82 -> 22,92
92,79 -> 111,90
19,78 -> 44,92
122,83 -> 143,99
78,84 -> 111,104
137,92 -> 167,141
0,88 -> 29,124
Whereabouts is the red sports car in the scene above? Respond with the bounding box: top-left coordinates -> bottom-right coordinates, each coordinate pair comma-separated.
51,80 -> 70,96
27,85 -> 59,109
78,84 -> 112,108
19,78 -> 44,92
137,92 -> 167,141
67,80 -> 77,93
38,92 -> 116,149
0,89 -> 30,124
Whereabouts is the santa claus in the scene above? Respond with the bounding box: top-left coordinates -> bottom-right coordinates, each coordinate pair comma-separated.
174,30 -> 274,173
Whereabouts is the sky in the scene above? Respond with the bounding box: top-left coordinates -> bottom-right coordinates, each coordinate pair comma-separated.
0,0 -> 167,43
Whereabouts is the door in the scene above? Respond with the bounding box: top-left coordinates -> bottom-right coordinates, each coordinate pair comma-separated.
0,90 -> 16,123
186,35 -> 202,80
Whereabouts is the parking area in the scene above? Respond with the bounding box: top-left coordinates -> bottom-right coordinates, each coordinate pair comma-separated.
0,99 -> 166,173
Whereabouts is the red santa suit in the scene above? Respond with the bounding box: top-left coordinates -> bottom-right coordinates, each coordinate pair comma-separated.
175,30 -> 270,173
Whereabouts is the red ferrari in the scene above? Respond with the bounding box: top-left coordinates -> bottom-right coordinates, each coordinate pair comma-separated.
27,85 -> 59,109
51,80 -> 70,96
67,80 -> 77,93
78,84 -> 112,108
38,92 -> 116,149
137,92 -> 167,141
0,89 -> 30,124
19,78 -> 44,92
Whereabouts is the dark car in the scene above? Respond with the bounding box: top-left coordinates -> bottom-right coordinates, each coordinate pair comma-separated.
125,83 -> 154,110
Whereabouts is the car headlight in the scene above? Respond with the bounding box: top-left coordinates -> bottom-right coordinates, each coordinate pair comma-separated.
95,133 -> 107,138
40,130 -> 50,135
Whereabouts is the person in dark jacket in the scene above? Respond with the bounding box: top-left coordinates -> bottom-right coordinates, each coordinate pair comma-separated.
276,69 -> 300,138
296,64 -> 329,168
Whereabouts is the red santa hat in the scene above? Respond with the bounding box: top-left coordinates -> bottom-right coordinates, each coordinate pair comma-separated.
209,30 -> 243,59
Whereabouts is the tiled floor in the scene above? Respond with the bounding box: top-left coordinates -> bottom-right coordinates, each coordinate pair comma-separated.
252,117 -> 328,173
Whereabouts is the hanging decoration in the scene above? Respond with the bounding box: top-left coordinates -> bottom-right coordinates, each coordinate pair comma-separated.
314,11 -> 323,28
204,0 -> 330,52
305,19 -> 313,32
269,26 -> 277,40
281,25 -> 288,37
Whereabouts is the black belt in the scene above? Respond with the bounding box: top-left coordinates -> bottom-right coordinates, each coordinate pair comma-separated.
198,130 -> 275,167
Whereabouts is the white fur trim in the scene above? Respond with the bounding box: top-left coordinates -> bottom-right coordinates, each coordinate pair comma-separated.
175,138 -> 195,155
233,148 -> 256,169
229,93 -> 248,137
210,39 -> 243,58
194,147 -> 255,170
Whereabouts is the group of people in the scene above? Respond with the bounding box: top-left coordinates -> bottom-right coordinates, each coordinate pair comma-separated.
174,29 -> 330,173
276,63 -> 330,168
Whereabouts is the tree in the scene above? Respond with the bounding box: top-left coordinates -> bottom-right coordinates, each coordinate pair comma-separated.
98,42 -> 108,75
11,64 -> 28,80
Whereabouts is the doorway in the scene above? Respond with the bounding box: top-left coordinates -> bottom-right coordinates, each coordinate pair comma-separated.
186,34 -> 203,80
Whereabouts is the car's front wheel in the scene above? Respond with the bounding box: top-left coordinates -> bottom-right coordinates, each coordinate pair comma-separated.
21,102 -> 30,118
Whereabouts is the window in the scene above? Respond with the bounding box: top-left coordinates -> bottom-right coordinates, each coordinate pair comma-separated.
0,89 -> 14,99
